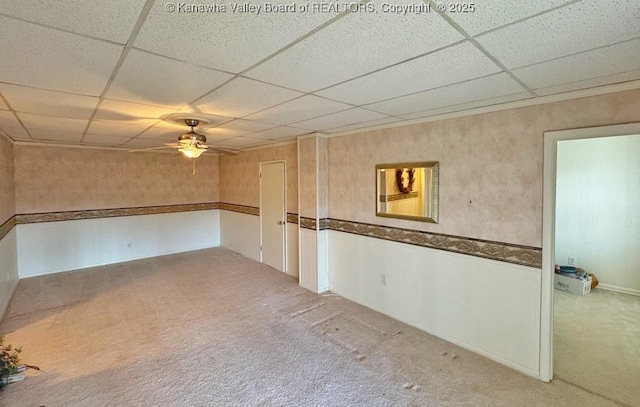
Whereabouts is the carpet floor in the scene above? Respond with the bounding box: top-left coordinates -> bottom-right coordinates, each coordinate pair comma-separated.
0,248 -> 626,406
554,287 -> 640,407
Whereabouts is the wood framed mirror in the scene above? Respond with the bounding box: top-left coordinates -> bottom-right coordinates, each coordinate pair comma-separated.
376,162 -> 439,223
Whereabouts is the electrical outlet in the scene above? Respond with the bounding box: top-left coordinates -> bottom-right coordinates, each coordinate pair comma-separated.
568,256 -> 576,266
380,274 -> 387,286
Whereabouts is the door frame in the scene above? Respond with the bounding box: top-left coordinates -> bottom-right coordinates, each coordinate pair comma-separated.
259,160 -> 287,273
540,122 -> 640,382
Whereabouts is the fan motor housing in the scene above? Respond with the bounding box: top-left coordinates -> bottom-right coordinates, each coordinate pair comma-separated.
179,133 -> 207,144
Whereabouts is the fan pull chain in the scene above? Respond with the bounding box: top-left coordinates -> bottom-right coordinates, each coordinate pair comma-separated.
192,158 -> 196,176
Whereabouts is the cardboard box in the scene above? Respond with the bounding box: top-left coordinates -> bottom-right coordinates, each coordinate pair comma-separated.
554,273 -> 592,296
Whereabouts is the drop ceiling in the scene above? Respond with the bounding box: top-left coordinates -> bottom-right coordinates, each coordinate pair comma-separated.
0,0 -> 639,152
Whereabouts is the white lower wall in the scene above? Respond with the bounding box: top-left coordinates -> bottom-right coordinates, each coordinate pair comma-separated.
0,228 -> 19,317
299,228 -> 317,292
220,210 -> 260,262
17,210 -> 220,278
329,230 -> 542,378
286,223 -> 299,278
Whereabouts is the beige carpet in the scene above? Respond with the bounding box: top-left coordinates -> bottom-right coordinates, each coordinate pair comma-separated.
0,247 -> 623,406
554,287 -> 640,407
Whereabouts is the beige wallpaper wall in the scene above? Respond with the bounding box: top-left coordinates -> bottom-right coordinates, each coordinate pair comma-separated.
14,145 -> 220,214
297,137 -> 317,218
328,89 -> 640,248
219,142 -> 298,213
0,136 -> 15,224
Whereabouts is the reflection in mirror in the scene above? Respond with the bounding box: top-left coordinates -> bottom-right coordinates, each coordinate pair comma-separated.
376,162 -> 439,223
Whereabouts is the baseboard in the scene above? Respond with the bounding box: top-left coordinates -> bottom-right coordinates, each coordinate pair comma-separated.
0,278 -> 19,321
597,283 -> 640,297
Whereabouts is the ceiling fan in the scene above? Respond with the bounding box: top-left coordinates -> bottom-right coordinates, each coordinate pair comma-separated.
129,118 -> 239,174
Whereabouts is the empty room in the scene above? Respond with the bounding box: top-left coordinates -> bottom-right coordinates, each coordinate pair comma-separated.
1,1 -> 639,406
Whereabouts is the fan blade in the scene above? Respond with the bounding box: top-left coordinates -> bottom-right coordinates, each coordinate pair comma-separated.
206,146 -> 240,156
127,145 -> 177,153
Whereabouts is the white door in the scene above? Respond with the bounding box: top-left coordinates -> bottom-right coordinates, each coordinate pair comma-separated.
260,162 -> 286,272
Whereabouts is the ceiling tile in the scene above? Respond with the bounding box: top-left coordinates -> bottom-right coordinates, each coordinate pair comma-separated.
205,119 -> 277,138
245,0 -> 463,92
105,49 -> 233,108
28,129 -> 83,143
0,0 -> 146,43
447,0 -> 574,36
95,99 -> 177,121
513,38 -> 640,90
191,77 -> 303,117
86,119 -> 159,137
534,69 -> 640,96
0,84 -> 99,119
82,134 -> 132,146
214,136 -> 274,148
365,73 -> 526,116
323,117 -> 406,134
317,41 -> 501,105
136,121 -> 191,141
248,126 -> 311,140
134,1 -> 337,73
292,108 -> 389,130
476,0 -> 640,69
245,95 -> 352,125
17,112 -> 88,133
0,16 -> 123,95
400,92 -> 533,120
0,97 -> 8,110
0,111 -> 30,139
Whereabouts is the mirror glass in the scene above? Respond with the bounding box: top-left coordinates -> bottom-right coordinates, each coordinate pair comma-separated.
376,162 -> 439,223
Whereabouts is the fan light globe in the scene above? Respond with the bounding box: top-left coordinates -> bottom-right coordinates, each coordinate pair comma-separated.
179,145 -> 206,158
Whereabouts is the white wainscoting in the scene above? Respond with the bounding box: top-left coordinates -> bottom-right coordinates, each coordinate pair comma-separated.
220,210 -> 260,262
17,210 -> 220,278
328,230 -> 542,378
0,228 -> 19,318
286,223 -> 299,278
299,228 -> 317,292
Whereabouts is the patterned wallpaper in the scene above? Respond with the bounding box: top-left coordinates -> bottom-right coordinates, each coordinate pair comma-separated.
328,89 -> 640,248
297,137 -> 317,218
219,142 -> 298,213
14,145 -> 220,214
0,136 -> 15,225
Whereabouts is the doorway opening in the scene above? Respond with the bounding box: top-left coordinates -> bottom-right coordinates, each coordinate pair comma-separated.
541,123 -> 640,404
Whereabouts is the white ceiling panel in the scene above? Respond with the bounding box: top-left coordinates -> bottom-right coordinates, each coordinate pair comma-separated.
86,119 -> 159,137
191,77 -> 303,118
292,108 -> 389,130
245,95 -> 352,125
105,50 -> 233,108
0,84 -> 99,119
17,112 -> 88,133
205,119 -> 277,138
0,97 -> 8,110
134,1 -> 337,73
82,134 -> 132,146
447,0 -> 574,36
401,92 -> 533,120
0,0 -> 146,43
318,41 -> 502,105
365,73 -> 527,116
513,38 -> 640,90
245,0 -> 463,92
248,126 -> 311,140
0,111 -> 30,139
95,99 -> 178,121
535,69 -> 640,96
0,16 -> 123,96
476,0 -> 640,69
136,121 -> 192,140
28,129 -> 83,143
324,117 -> 405,134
